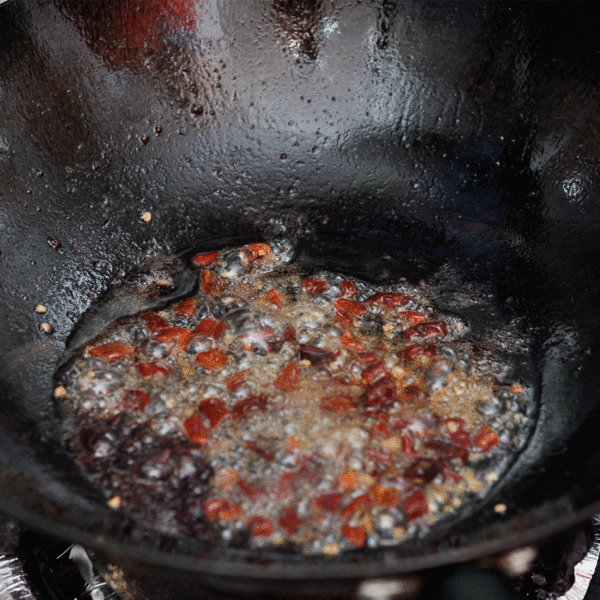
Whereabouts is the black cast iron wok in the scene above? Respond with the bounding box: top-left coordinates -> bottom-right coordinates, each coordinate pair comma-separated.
2,1 -> 600,597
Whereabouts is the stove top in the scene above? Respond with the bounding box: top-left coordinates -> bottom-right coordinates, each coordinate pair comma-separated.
1,514 -> 599,600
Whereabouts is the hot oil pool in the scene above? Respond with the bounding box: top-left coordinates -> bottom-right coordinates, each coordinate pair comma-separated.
55,237 -> 536,556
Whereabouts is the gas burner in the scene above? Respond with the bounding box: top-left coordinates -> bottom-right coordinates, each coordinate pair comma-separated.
1,514 -> 600,600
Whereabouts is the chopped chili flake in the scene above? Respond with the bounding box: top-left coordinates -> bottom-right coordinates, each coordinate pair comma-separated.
302,278 -> 328,294
192,319 -> 227,340
357,352 -> 379,366
362,361 -> 388,386
338,469 -> 359,490
140,313 -> 170,333
313,492 -> 343,512
203,498 -> 243,521
226,371 -> 247,391
89,341 -> 134,362
198,397 -> 229,428
404,459 -> 440,485
248,243 -> 272,260
195,348 -> 228,370
402,436 -> 415,456
474,425 -> 499,451
341,331 -> 366,352
341,494 -> 371,520
320,396 -> 357,412
192,251 -> 219,266
201,269 -> 226,294
183,415 -> 210,445
153,326 -> 191,353
273,472 -> 296,499
238,479 -> 263,501
214,468 -> 239,490
397,344 -> 438,363
365,291 -> 411,309
371,485 -> 401,507
424,439 -> 469,463
336,298 -> 366,319
137,362 -> 169,377
361,376 -> 398,408
371,419 -> 390,437
398,311 -> 428,326
173,298 -> 196,317
232,394 -> 268,419
341,524 -> 366,548
263,289 -> 282,309
400,384 -> 429,404
250,516 -> 275,537
402,490 -> 429,521
121,389 -> 150,411
299,345 -> 334,365
405,321 -> 448,340
339,280 -> 357,298
274,362 -> 300,390
367,449 -> 394,463
279,508 -> 302,534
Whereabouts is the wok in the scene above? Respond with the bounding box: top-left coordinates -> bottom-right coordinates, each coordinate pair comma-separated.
1,1 -> 600,597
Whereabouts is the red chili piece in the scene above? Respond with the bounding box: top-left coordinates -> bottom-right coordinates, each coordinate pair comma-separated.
400,384 -> 429,404
365,292 -> 412,309
140,312 -> 170,333
320,396 -> 357,413
361,376 -> 398,408
371,485 -> 401,507
474,425 -> 499,451
263,289 -> 282,309
238,480 -> 263,501
250,516 -> 274,537
245,441 -> 275,461
336,298 -> 366,319
137,362 -> 169,377
153,326 -> 192,353
191,251 -> 219,267
183,415 -> 210,445
402,490 -> 429,521
201,269 -> 226,294
404,459 -> 441,485
198,397 -> 230,428
340,494 -> 371,520
341,524 -> 367,548
298,345 -> 334,365
232,394 -> 268,419
313,493 -> 343,513
341,331 -> 366,352
195,348 -> 228,370
357,352 -> 379,366
121,389 -> 150,411
203,498 -> 243,521
248,243 -> 272,260
226,371 -> 247,391
274,362 -> 300,390
89,341 -> 135,362
192,318 -> 227,340
424,439 -> 469,463
339,280 -> 357,298
173,298 -> 196,317
405,321 -> 448,340
362,361 -> 388,386
397,344 -> 438,363
279,508 -> 302,534
398,310 -> 428,326
302,278 -> 328,294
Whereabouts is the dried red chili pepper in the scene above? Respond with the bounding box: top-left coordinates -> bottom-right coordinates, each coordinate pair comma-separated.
225,371 -> 247,391
341,331 -> 366,352
89,341 -> 134,362
341,524 -> 367,548
153,326 -> 191,353
362,361 -> 388,386
400,384 -> 429,404
137,362 -> 169,377
302,278 -> 328,294
335,298 -> 366,319
299,345 -> 334,365
198,397 -> 229,428
140,312 -> 170,333
402,490 -> 429,521
274,362 -> 300,390
340,494 -> 371,520
173,298 -> 196,317
371,485 -> 401,507
365,292 -> 411,309
195,348 -> 228,370
248,243 -> 272,260
263,289 -> 282,309
474,425 -> 499,451
191,251 -> 219,267
232,394 -> 268,419
183,415 -> 209,445
201,269 -> 226,294
238,480 -> 264,501
320,396 -> 357,412
313,492 -> 343,512
404,459 -> 440,485
424,439 -> 469,463
405,321 -> 448,340
397,310 -> 428,326
367,449 -> 394,463
279,508 -> 302,534
192,318 -> 227,340
203,498 -> 243,521
250,516 -> 274,537
120,389 -> 150,411
360,376 -> 398,408
339,280 -> 357,298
